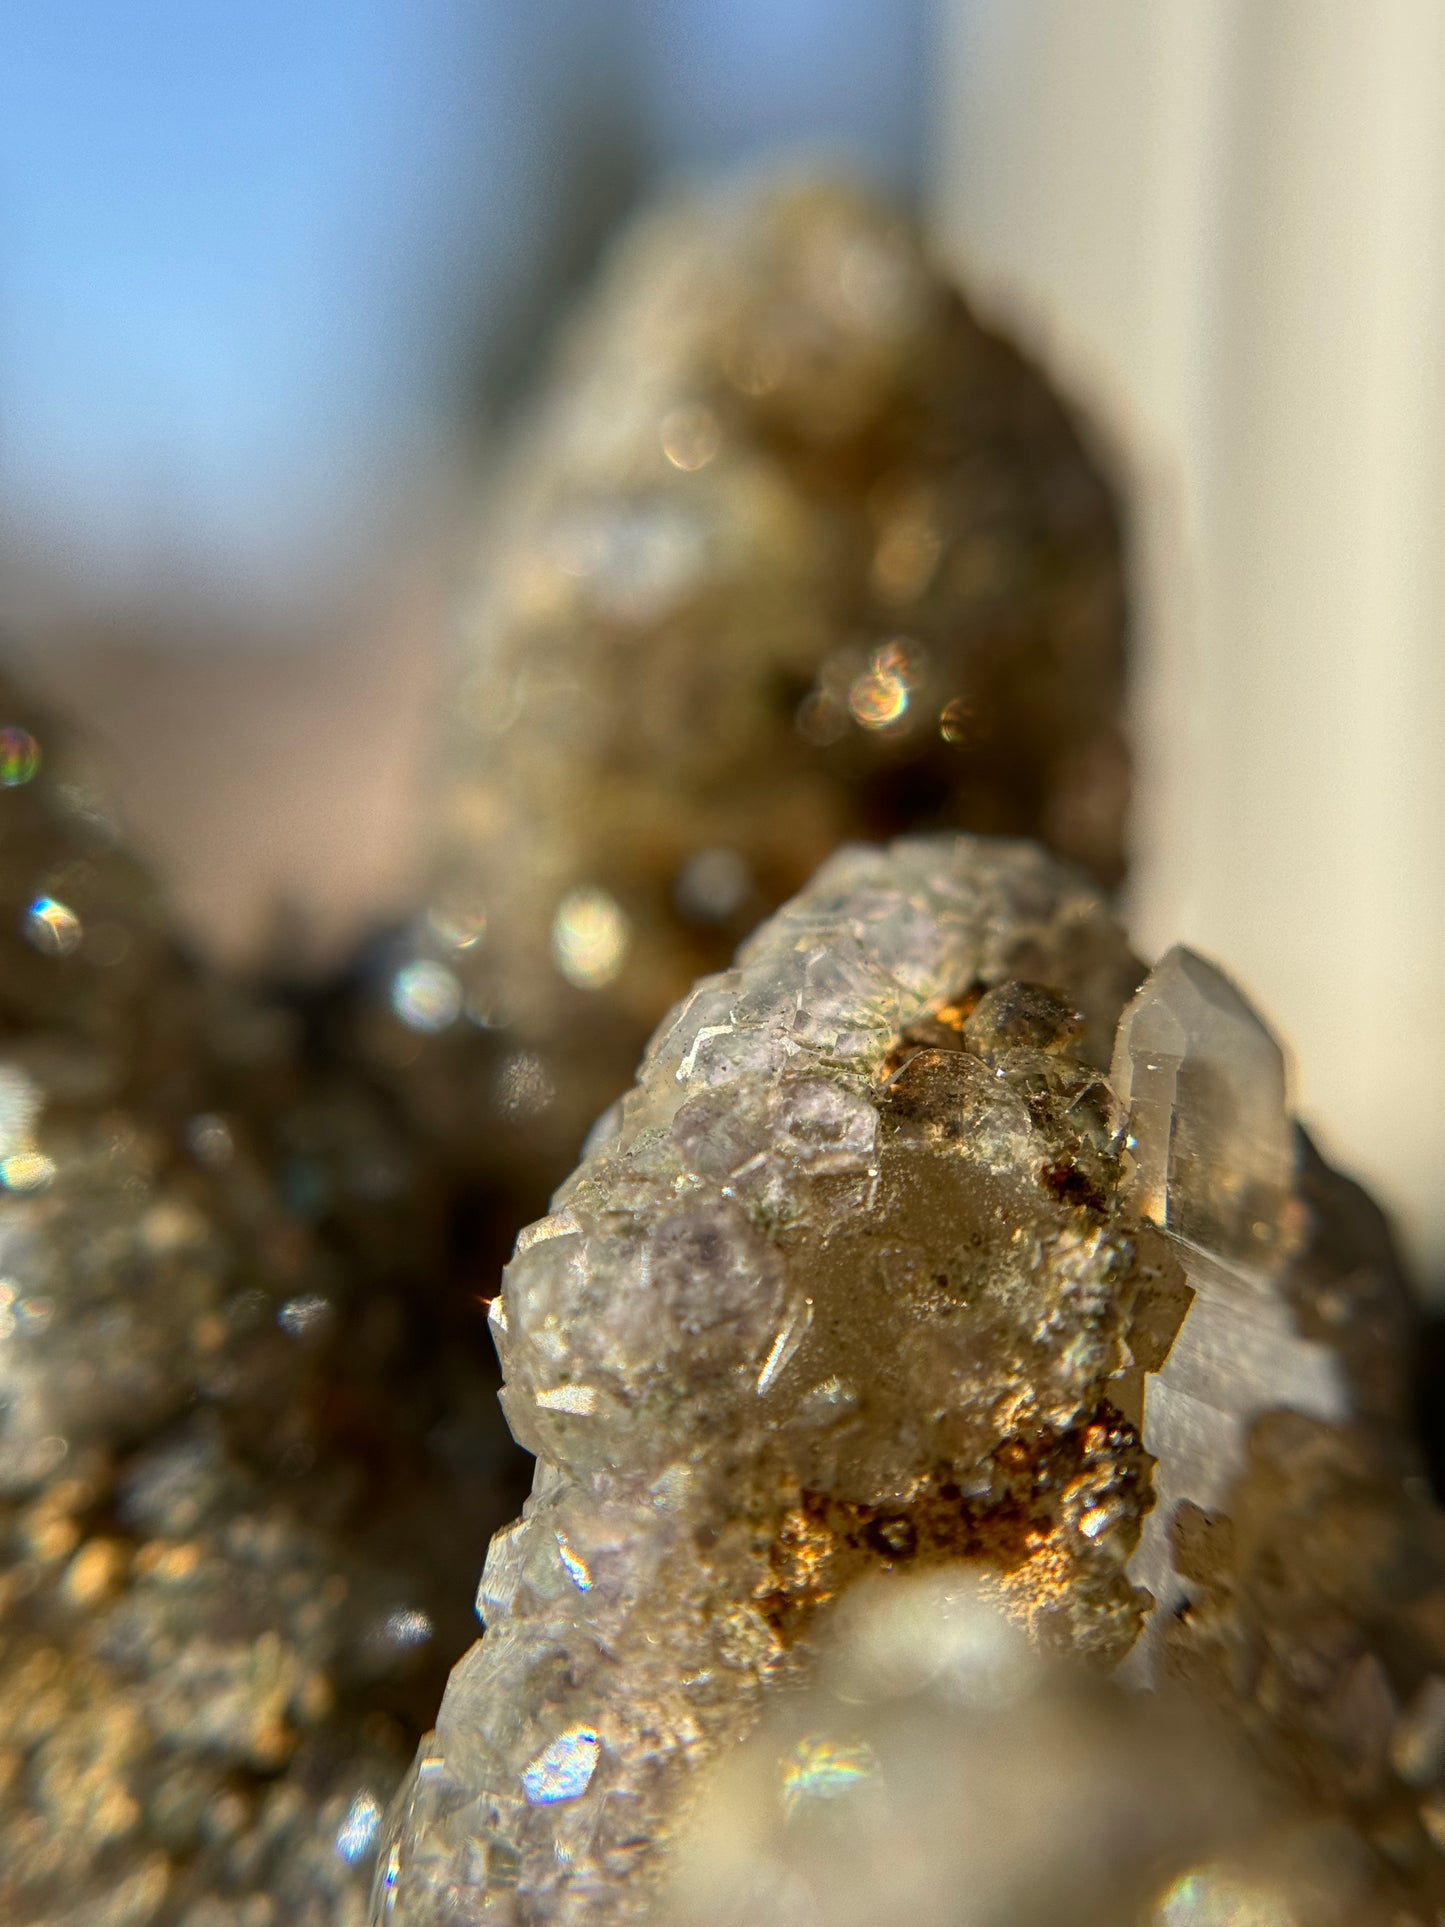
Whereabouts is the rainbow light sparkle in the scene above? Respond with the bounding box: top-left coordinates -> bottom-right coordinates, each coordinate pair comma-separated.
557,1535 -> 594,1591
1155,1866 -> 1297,1927
0,727 -> 41,787
0,1152 -> 55,1192
25,896 -> 82,957
522,1725 -> 601,1805
780,1733 -> 876,1814
335,1792 -> 382,1864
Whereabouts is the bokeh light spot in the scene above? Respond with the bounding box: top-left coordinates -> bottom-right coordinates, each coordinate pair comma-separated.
661,402 -> 721,471
0,728 -> 41,787
391,959 -> 463,1033
848,668 -> 908,729
939,695 -> 980,745
551,888 -> 630,989
674,847 -> 752,922
25,896 -> 82,957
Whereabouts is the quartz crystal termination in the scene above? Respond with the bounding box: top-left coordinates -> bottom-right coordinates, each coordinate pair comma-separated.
370,180 -> 1128,1180
1110,961 -> 1445,1898
1112,946 -> 1347,1681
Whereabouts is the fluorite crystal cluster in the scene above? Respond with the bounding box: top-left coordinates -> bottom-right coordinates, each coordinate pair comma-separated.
369,180 -> 1127,1177
374,835 -> 1423,1923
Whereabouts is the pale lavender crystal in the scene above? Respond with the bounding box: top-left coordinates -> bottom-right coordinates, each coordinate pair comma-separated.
372,840 -> 1401,1924
371,837 -> 1147,1925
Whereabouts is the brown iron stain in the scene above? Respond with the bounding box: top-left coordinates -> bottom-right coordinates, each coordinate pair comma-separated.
879,982 -> 985,1079
752,1408 -> 1152,1655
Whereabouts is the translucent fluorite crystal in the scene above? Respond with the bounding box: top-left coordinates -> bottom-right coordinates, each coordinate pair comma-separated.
373,835 -> 1418,1924
369,180 -> 1127,1181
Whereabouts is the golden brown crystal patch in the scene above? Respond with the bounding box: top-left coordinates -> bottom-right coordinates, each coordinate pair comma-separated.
755,1408 -> 1153,1668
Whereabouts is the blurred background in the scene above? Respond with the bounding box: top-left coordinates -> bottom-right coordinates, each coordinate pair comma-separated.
3,0 -> 1442,1282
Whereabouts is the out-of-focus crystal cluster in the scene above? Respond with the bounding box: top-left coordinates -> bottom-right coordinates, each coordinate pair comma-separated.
374,834 -> 1425,1924
370,181 -> 1127,1177
658,1573 -> 1377,1927
0,684 -> 521,1926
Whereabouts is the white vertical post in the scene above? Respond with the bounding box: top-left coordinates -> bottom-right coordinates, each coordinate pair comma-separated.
934,0 -> 1445,1279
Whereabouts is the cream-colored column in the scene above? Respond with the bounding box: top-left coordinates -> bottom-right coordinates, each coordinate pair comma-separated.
934,0 -> 1445,1280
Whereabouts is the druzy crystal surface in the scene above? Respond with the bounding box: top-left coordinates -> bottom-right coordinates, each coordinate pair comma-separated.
374,835 -> 1418,1923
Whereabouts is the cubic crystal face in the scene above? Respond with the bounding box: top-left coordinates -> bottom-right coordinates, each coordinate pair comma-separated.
373,835 -> 1417,1925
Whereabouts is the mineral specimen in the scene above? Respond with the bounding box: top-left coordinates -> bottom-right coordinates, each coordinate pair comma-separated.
0,680 -> 520,1925
0,178 -> 1136,1923
373,834 -> 1418,1923
369,180 -> 1128,1180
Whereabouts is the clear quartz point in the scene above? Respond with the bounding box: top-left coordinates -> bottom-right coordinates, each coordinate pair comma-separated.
1113,947 -> 1346,1683
1110,944 -> 1296,1262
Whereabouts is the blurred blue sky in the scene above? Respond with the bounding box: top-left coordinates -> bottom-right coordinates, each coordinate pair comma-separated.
2,1 -> 929,626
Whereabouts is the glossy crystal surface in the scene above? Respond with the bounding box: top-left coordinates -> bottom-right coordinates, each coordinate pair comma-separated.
373,835 -> 1419,1924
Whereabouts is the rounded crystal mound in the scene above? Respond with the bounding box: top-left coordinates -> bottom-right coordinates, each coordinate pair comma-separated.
375,178 -> 1128,1187
373,833 -> 1421,1924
